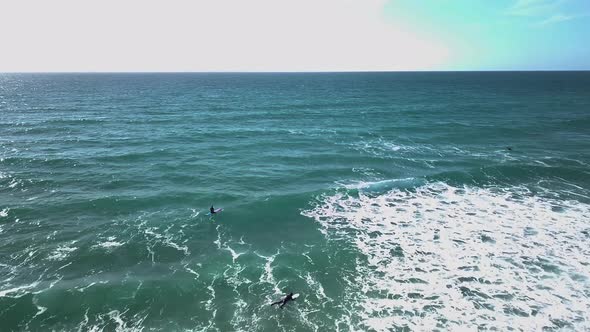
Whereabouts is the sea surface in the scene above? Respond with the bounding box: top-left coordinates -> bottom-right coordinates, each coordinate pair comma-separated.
1,72 -> 589,331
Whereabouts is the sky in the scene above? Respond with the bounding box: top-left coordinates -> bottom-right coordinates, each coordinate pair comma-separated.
0,0 -> 588,72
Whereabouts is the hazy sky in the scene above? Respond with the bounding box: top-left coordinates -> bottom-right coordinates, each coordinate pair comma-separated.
1,0 -> 588,71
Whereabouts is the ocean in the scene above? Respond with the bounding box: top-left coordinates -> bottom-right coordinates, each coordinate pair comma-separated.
1,72 -> 589,331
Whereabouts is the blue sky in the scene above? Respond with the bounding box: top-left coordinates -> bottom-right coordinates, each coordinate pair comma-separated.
384,0 -> 590,70
0,0 -> 588,71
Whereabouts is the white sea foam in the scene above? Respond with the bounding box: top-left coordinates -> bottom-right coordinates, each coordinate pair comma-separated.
76,282 -> 97,292
204,275 -> 217,312
226,246 -> 244,264
303,272 -> 330,309
0,208 -> 8,217
345,138 -> 424,159
162,235 -> 189,256
56,262 -> 72,271
287,129 -> 304,135
8,178 -> 19,188
0,281 -> 40,298
303,182 -> 590,331
338,177 -> 418,191
76,308 -> 148,332
76,309 -> 92,332
32,296 -> 47,318
226,264 -> 252,332
48,243 -> 77,261
256,250 -> 282,295
190,208 -> 200,218
93,237 -> 124,250
184,264 -> 200,279
214,225 -> 222,249
110,310 -> 146,332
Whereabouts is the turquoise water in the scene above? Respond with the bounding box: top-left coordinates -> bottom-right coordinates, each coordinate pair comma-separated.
1,72 -> 589,331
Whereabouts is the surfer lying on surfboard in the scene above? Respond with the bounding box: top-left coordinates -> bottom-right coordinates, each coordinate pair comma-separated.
270,292 -> 296,309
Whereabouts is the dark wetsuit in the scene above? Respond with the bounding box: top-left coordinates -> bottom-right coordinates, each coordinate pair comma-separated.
210,206 -> 215,214
271,293 -> 294,309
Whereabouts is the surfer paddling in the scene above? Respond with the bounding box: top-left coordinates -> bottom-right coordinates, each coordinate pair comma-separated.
210,206 -> 216,214
270,292 -> 296,309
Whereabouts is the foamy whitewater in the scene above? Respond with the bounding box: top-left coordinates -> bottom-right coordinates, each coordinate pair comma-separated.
1,72 -> 589,331
304,183 -> 590,330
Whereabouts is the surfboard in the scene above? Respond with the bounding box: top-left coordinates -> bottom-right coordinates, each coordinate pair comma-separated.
206,208 -> 223,216
292,293 -> 300,299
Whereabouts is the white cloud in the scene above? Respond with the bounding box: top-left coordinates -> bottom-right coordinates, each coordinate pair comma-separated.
507,0 -> 562,16
538,13 -> 574,24
0,0 -> 451,72
507,0 -> 587,26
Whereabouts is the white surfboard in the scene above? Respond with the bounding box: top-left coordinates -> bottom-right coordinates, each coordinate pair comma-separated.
206,208 -> 223,216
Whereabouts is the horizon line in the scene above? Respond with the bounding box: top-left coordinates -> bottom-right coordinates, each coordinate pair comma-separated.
1,69 -> 590,74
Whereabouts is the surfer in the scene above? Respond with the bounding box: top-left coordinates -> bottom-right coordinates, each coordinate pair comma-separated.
210,206 -> 216,214
270,292 -> 295,309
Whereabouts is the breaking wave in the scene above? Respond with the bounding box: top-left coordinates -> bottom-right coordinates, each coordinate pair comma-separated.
303,182 -> 590,331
